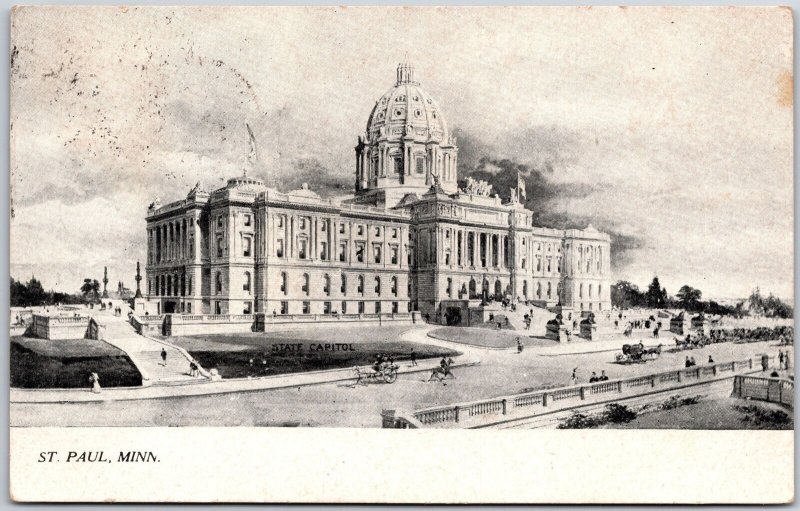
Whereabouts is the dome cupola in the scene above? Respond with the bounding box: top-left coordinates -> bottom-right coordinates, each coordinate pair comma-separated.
354,63 -> 458,205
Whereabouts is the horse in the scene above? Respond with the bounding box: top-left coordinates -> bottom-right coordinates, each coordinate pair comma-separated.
428,365 -> 455,383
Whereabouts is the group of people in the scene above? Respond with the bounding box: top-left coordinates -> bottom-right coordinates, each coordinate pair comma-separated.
708,326 -> 794,345
570,367 -> 610,385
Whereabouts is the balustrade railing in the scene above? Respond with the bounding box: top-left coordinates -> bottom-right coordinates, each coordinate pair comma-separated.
407,356 -> 771,428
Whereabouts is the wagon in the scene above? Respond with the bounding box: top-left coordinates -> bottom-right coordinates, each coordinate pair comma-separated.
353,363 -> 399,385
614,343 -> 660,364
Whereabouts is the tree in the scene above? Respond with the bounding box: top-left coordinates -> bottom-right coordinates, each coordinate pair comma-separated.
26,276 -> 46,305
676,285 -> 702,310
81,278 -> 101,303
645,277 -> 668,308
611,280 -> 647,308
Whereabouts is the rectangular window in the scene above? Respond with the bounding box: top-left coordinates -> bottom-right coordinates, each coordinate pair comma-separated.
243,302 -> 252,314
447,278 -> 452,297
358,225 -> 364,236
375,301 -> 381,314
445,252 -> 451,265
243,237 -> 252,257
356,243 -> 365,263
391,246 -> 398,264
375,226 -> 381,236
342,301 -> 347,314
299,239 -> 308,259
320,242 -> 327,261
415,157 -> 424,174
393,157 -> 402,174
358,301 -> 365,314
186,303 -> 192,313
244,214 -> 251,227
373,245 -> 381,263
302,301 -> 310,314
339,224 -> 345,234
392,302 -> 399,314
277,216 -> 284,228
276,239 -> 284,258
217,216 -> 223,229
217,238 -> 224,257
300,218 -> 306,229
321,221 -> 327,232
280,301 -> 288,315
339,242 -> 347,262
324,301 -> 331,314
392,228 -> 398,238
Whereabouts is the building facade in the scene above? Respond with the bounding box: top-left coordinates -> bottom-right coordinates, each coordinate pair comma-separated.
144,64 -> 611,321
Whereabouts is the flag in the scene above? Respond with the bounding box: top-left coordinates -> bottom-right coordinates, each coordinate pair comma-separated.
518,171 -> 526,201
245,122 -> 258,173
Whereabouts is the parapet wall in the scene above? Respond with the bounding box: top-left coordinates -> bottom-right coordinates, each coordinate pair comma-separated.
31,315 -> 89,340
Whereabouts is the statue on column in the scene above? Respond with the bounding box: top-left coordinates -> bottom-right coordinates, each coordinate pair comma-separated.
134,261 -> 143,298
102,266 -> 109,298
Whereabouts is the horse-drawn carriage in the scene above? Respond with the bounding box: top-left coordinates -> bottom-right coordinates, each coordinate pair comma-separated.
615,343 -> 662,364
353,362 -> 399,385
673,335 -> 706,351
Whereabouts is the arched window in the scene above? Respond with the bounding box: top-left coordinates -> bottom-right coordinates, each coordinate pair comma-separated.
188,277 -> 192,296
374,276 -> 381,295
358,275 -> 364,295
391,276 -> 398,296
324,274 -> 331,296
215,272 -> 222,293
494,279 -> 502,296
523,280 -> 528,298
280,272 -> 287,295
469,278 -> 477,297
536,282 -> 542,299
598,284 -> 602,299
340,274 -> 347,294
243,272 -> 251,293
579,283 -> 583,298
302,274 -> 309,295
547,282 -> 552,299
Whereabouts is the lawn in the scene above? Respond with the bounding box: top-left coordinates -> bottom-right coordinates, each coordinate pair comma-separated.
10,340 -> 142,389
428,326 -> 557,349
606,397 -> 793,430
12,336 -> 126,357
167,326 -> 460,379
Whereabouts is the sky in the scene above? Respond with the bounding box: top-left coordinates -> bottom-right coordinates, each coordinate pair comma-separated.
9,6 -> 794,300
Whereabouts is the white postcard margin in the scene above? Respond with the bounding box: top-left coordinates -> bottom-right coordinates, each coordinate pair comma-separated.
10,427 -> 794,503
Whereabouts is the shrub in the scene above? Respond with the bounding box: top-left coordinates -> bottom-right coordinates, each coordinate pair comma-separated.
735,405 -> 793,429
558,412 -> 603,429
660,395 -> 702,411
604,403 -> 637,423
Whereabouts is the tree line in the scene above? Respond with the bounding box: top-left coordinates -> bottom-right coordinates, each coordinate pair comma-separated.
611,277 -> 793,318
10,276 -> 103,307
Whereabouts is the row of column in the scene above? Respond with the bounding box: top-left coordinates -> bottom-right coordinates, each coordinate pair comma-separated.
437,228 -> 509,270
149,273 -> 192,297
148,217 -> 195,265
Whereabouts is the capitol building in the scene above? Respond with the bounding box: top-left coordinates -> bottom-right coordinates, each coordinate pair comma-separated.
143,64 -> 611,324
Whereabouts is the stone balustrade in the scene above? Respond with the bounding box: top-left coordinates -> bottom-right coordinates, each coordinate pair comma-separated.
733,375 -> 794,407
31,314 -> 90,340
390,356 -> 771,428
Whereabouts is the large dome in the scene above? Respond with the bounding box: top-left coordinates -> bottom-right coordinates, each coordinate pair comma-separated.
365,63 -> 449,144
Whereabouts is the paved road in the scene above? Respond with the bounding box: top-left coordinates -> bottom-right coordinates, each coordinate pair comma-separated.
10,325 -> 791,428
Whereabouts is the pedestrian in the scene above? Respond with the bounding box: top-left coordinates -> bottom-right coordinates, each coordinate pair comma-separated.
779,350 -> 784,368
516,338 -> 523,354
160,348 -> 167,366
589,372 -> 598,383
685,356 -> 692,368
410,348 -> 417,366
570,367 -> 579,385
708,355 -> 714,364
599,370 -> 609,381
785,352 -> 791,371
189,361 -> 197,377
690,356 -> 696,367
89,372 -> 101,394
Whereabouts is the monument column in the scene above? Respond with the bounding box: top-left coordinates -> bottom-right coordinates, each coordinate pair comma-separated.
135,261 -> 143,298
102,266 -> 109,298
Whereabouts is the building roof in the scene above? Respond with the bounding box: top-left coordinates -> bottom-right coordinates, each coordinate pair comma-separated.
365,63 -> 450,145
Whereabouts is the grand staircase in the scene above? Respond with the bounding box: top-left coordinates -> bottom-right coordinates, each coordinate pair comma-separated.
90,311 -> 205,386
496,304 -> 556,336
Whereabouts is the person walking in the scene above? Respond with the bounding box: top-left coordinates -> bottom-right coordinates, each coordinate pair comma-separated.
160,348 -> 167,366
778,350 -> 784,369
89,372 -> 101,394
516,338 -> 523,354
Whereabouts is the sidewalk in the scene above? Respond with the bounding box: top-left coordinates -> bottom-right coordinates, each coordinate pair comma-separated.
10,354 -> 481,404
